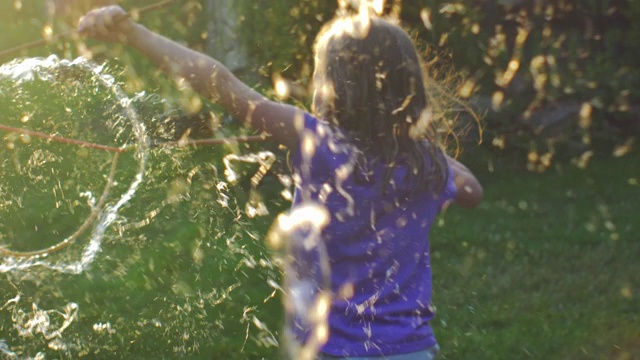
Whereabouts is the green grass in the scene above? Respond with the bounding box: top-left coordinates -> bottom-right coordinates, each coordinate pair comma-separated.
431,149 -> 640,359
2,143 -> 638,359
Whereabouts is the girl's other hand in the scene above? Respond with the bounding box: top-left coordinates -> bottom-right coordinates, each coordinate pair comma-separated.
445,155 -> 483,209
78,6 -> 135,44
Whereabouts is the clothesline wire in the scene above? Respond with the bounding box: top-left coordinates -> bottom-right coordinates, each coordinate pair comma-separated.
0,123 -> 269,153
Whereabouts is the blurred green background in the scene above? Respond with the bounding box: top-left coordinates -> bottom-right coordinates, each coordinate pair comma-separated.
0,0 -> 638,359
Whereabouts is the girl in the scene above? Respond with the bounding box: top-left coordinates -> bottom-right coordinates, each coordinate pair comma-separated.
79,5 -> 482,359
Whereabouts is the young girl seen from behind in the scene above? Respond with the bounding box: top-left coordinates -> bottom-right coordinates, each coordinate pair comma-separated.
79,5 -> 482,359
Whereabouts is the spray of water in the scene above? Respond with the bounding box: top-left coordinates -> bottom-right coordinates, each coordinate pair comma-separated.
0,1 -> 411,358
223,151 -> 277,218
0,55 -> 148,274
0,55 -> 282,358
0,55 -> 149,357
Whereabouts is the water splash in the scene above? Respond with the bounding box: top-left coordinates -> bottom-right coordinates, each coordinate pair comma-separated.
267,203 -> 332,360
1,294 -> 78,357
6,296 -> 79,340
223,151 -> 279,218
0,55 -> 148,273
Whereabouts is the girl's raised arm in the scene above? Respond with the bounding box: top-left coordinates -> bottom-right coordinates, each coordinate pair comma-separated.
78,6 -> 304,148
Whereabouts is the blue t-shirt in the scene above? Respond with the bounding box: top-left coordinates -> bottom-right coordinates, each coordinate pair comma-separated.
290,113 -> 457,357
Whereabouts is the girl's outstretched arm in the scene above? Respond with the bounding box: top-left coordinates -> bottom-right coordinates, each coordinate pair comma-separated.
445,155 -> 483,208
78,6 -> 304,148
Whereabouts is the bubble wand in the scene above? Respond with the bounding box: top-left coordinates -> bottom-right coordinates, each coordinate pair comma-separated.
0,1 -> 271,259
0,124 -> 269,260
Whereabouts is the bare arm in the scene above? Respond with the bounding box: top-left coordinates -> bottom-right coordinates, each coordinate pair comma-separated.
445,155 -> 483,208
78,6 -> 304,148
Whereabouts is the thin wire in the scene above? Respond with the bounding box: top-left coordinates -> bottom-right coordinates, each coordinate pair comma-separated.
0,124 -> 269,153
151,135 -> 270,149
0,0 -> 176,60
0,124 -> 126,153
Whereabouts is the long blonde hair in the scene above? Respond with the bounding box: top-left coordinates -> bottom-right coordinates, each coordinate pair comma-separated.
312,15 -> 448,193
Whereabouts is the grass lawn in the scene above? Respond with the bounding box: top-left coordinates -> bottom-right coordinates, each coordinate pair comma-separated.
431,148 -> 639,359
2,143 -> 637,360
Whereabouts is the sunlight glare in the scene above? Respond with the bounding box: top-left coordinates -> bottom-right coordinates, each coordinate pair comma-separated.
42,25 -> 53,41
420,8 -> 433,30
372,0 -> 385,15
273,73 -> 290,99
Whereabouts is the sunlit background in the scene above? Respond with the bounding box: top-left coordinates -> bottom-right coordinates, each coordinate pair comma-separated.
0,0 -> 638,359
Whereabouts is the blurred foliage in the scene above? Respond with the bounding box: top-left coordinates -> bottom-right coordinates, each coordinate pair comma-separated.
2,0 -> 639,166
230,0 -> 640,168
417,0 -> 640,169
232,0 -> 335,89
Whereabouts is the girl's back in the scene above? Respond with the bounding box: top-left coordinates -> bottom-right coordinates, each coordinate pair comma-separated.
290,111 -> 456,357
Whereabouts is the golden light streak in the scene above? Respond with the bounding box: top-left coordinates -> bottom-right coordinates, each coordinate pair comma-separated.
578,102 -> 592,129
540,153 -> 553,168
491,90 -> 504,110
573,150 -> 593,169
613,138 -> 635,157
420,8 -> 433,30
496,59 -> 520,87
458,69 -> 485,98
496,26 -> 530,88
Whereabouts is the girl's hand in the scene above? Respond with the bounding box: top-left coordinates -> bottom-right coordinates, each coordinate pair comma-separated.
78,6 -> 135,44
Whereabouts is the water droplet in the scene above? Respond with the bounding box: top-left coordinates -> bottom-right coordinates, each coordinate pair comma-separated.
492,90 -> 504,110
395,216 -> 407,228
613,138 -> 634,157
420,8 -> 433,30
273,74 -> 290,99
620,286 -> 632,299
518,201 -> 528,210
579,102 -> 593,129
42,25 -> 53,41
492,135 -> 506,149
